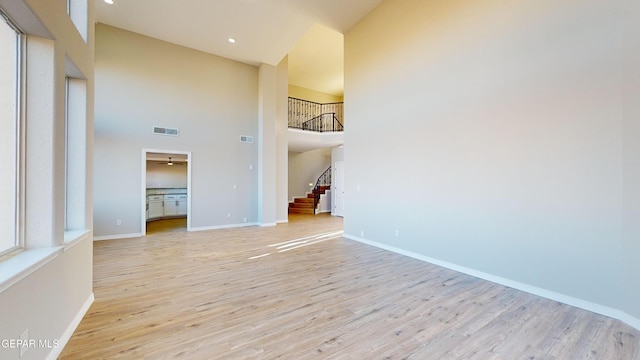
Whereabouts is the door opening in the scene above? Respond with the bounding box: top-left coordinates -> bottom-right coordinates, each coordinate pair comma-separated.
142,149 -> 192,235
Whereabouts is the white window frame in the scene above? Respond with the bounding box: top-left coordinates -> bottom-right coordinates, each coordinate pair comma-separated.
0,10 -> 24,259
64,74 -> 88,235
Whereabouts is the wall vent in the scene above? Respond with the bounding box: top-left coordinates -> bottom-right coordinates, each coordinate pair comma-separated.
240,135 -> 254,144
153,126 -> 179,136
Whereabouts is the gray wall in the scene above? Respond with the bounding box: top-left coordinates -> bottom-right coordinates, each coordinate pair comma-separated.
621,0 -> 640,323
146,162 -> 188,189
288,148 -> 332,200
345,0 -> 640,325
94,24 -> 259,236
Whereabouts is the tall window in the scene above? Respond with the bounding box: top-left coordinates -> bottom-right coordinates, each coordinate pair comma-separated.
0,12 -> 21,255
65,76 -> 88,232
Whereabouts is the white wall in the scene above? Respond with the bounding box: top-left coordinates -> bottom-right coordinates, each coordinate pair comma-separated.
146,162 -> 187,189
94,24 -> 259,236
621,0 -> 640,322
0,0 -> 94,358
258,63 -> 277,226
276,57 -> 289,223
331,146 -> 344,215
289,84 -> 343,103
345,0 -> 640,327
288,148 -> 332,200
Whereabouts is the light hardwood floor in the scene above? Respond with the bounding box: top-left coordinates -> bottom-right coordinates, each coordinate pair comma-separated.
61,214 -> 639,359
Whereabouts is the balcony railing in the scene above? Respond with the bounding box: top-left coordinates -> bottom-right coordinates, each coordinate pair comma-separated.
288,97 -> 344,132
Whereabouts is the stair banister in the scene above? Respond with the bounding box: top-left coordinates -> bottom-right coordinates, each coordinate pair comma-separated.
313,166 -> 332,213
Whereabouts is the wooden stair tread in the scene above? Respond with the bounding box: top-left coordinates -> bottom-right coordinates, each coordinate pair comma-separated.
288,207 -> 315,214
289,203 -> 314,209
288,184 -> 330,215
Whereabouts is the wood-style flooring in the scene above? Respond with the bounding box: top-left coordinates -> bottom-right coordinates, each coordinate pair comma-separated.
60,214 -> 639,359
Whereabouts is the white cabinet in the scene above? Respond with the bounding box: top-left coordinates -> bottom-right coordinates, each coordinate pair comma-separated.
176,195 -> 187,216
146,192 -> 187,221
147,195 -> 164,219
164,195 -> 179,216
163,194 -> 187,216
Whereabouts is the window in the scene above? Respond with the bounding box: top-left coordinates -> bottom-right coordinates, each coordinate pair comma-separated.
67,0 -> 88,42
64,75 -> 88,233
0,12 -> 21,255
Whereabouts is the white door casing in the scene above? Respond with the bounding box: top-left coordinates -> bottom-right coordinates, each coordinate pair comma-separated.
334,161 -> 344,217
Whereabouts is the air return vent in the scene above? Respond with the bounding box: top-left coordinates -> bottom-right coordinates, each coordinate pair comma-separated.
153,126 -> 179,136
240,135 -> 254,143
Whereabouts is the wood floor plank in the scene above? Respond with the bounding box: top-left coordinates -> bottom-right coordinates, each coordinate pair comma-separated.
60,214 -> 640,359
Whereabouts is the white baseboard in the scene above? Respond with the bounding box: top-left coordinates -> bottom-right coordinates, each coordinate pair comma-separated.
93,233 -> 143,241
260,222 -> 277,227
189,222 -> 258,232
277,219 -> 289,224
47,292 -> 94,360
619,312 -> 640,331
344,234 -> 640,332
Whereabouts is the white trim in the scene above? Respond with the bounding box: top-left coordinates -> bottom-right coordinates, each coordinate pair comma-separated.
189,222 -> 258,232
63,229 -> 91,251
276,219 -> 289,224
344,233 -> 640,332
260,222 -> 277,227
0,247 -> 62,294
619,312 -> 640,331
46,292 -> 94,360
93,233 -> 143,241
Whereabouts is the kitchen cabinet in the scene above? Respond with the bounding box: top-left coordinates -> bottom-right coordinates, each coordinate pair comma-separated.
164,194 -> 187,216
146,191 -> 188,221
176,195 -> 187,216
147,195 -> 164,219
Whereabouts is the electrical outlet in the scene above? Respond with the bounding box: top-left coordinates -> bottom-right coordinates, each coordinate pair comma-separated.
227,213 -> 232,218
360,230 -> 364,238
243,217 -> 247,223
249,164 -> 253,170
394,230 -> 400,238
19,328 -> 28,358
232,184 -> 237,190
116,219 -> 122,226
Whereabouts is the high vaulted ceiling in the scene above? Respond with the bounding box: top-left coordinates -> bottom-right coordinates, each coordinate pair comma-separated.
288,24 -> 344,97
95,0 -> 382,94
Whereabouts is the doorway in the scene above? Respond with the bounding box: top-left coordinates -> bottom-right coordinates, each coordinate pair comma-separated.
142,149 -> 192,235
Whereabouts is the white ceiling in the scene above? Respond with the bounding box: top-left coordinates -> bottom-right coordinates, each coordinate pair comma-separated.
95,0 -> 382,73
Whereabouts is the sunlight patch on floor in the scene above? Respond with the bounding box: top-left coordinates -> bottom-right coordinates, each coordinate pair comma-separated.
247,230 -> 344,259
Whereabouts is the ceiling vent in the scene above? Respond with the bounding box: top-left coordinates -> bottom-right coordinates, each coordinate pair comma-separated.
240,135 -> 254,144
153,126 -> 179,136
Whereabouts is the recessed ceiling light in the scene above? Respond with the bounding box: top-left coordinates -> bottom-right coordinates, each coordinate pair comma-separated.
228,38 -> 236,44
104,0 -> 114,4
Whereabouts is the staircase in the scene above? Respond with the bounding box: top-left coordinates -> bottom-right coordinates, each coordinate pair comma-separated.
288,186 -> 331,214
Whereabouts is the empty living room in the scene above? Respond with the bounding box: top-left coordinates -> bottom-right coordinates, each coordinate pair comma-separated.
1,0 -> 639,359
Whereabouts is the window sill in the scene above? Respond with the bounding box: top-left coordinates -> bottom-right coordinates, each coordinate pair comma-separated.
0,230 -> 92,294
0,247 -> 62,294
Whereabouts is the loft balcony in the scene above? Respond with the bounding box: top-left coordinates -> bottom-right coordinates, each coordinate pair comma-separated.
288,97 -> 344,152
